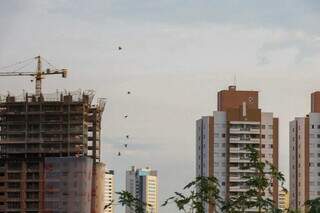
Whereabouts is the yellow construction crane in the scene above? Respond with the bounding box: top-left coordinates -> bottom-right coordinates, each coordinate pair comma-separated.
0,55 -> 67,96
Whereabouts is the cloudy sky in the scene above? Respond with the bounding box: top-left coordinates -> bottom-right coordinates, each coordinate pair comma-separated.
1,0 -> 320,212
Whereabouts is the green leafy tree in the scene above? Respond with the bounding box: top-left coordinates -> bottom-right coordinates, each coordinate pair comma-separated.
305,197 -> 320,213
104,190 -> 151,213
162,176 -> 222,213
222,144 -> 286,213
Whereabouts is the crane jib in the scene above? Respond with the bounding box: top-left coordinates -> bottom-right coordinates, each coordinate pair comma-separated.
0,55 -> 68,96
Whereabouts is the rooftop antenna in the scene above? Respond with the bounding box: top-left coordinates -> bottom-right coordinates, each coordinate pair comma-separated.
233,73 -> 237,86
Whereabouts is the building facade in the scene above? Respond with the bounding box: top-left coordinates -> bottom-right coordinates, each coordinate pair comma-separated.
278,188 -> 289,211
196,86 -> 279,212
0,91 -> 105,212
104,170 -> 115,213
126,166 -> 158,213
289,91 -> 320,211
44,157 -> 93,213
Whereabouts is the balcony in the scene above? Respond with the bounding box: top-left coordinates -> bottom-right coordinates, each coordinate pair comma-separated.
229,185 -> 249,192
229,127 -> 260,134
229,137 -> 260,144
229,147 -> 251,153
229,157 -> 250,163
229,176 -> 247,182
229,166 -> 255,173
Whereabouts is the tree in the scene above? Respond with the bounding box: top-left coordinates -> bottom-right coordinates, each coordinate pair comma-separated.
104,190 -> 151,213
162,176 -> 222,213
305,197 -> 320,213
222,144 -> 286,213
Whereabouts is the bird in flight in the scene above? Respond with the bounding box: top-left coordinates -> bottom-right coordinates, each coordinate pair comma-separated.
126,135 -> 129,139
117,152 -> 121,156
127,91 -> 131,94
118,46 -> 122,50
124,144 -> 128,148
124,115 -> 128,118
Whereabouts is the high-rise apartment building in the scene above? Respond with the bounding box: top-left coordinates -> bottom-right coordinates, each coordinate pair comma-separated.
196,86 -> 279,212
126,166 -> 158,213
289,91 -> 320,211
104,170 -> 115,213
0,90 -> 105,212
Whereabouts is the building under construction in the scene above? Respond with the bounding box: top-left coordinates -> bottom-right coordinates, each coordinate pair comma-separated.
0,90 -> 105,213
0,56 -> 105,213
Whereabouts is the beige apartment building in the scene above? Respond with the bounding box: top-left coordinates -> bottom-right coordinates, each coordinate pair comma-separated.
290,91 -> 320,211
126,166 -> 158,213
196,86 -> 279,212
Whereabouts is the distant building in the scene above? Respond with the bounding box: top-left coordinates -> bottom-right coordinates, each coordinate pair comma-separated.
104,170 -> 115,213
278,188 -> 289,210
126,166 -> 158,213
290,91 -> 320,211
196,86 -> 279,212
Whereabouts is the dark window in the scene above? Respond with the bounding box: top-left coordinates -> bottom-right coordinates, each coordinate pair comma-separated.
261,135 -> 265,139
312,125 -> 315,129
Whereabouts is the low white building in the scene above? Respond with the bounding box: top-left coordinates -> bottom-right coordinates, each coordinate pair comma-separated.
104,170 -> 115,213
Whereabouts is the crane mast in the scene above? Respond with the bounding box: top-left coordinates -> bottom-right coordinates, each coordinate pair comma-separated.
0,55 -> 68,96
36,55 -> 42,96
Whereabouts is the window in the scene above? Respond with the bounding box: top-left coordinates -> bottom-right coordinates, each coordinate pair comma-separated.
318,125 -> 320,129
221,182 -> 225,186
312,124 -> 315,129
310,134 -> 315,138
261,144 -> 265,148
262,135 -> 265,139
261,125 -> 266,129
222,153 -> 226,157
268,125 -> 273,129
222,133 -> 226,138
317,134 -> 320,139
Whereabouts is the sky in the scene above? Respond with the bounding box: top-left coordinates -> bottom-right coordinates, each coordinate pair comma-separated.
1,0 -> 320,212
